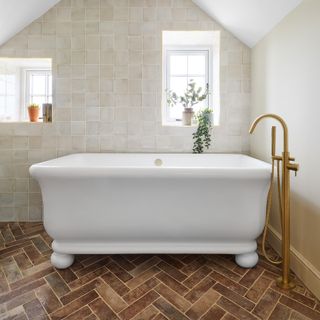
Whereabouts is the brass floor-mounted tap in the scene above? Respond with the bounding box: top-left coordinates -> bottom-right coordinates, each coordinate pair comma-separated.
249,114 -> 299,289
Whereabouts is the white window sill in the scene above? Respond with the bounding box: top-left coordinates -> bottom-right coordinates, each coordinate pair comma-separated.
162,121 -> 197,128
162,121 -> 219,128
0,120 -> 45,124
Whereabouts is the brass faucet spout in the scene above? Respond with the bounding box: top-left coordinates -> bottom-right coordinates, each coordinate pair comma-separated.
249,113 -> 289,153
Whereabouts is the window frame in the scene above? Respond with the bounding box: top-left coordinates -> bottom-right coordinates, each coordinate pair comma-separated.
163,45 -> 213,124
22,68 -> 52,120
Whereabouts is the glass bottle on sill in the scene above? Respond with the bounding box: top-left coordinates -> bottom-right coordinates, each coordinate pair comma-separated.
42,103 -> 52,123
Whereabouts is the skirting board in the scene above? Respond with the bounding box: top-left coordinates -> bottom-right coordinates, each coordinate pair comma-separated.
268,225 -> 320,300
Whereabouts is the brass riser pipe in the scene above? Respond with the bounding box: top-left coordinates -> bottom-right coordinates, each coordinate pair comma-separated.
249,114 -> 299,290
277,151 -> 295,289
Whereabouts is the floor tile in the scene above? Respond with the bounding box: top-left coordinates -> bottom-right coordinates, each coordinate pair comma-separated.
0,222 -> 319,320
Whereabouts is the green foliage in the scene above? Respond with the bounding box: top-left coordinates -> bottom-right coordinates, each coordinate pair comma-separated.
166,80 -> 209,109
193,108 -> 213,154
28,103 -> 39,109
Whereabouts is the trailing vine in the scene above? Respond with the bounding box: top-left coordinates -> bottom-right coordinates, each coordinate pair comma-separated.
192,108 -> 213,154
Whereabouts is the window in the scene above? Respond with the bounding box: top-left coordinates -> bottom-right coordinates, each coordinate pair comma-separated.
165,48 -> 210,122
25,70 -> 52,119
0,58 -> 52,122
162,31 -> 220,126
0,73 -> 17,122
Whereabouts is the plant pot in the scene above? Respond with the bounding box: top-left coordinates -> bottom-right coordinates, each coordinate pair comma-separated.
28,108 -> 40,122
182,108 -> 194,126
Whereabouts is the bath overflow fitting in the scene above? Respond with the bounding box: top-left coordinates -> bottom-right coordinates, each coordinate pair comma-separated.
154,159 -> 163,166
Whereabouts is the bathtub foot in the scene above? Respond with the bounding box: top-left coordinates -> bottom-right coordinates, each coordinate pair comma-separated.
235,251 -> 259,268
51,252 -> 75,269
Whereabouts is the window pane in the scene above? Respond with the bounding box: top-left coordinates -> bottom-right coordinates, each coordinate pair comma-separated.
6,96 -> 16,119
31,74 -> 46,95
31,96 -> 46,106
0,76 -> 5,95
170,76 -> 188,96
0,96 -> 5,115
190,77 -> 208,111
168,77 -> 189,121
6,75 -> 15,95
188,55 -> 206,75
6,96 -> 15,109
48,75 -> 52,95
169,103 -> 183,120
188,77 -> 206,92
170,55 -> 187,75
0,96 -> 16,120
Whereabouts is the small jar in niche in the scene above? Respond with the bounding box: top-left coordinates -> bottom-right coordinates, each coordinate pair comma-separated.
42,103 -> 52,123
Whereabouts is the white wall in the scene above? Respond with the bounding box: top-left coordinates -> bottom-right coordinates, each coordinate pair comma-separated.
251,0 -> 320,295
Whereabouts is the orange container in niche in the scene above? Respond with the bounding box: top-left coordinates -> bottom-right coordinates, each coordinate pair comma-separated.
28,104 -> 40,122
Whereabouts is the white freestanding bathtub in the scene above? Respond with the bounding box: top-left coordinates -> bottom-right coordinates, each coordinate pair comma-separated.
30,153 -> 271,269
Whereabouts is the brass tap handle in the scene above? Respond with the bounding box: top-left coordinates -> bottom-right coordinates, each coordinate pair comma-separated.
272,126 -> 276,157
272,155 -> 295,162
287,163 -> 299,176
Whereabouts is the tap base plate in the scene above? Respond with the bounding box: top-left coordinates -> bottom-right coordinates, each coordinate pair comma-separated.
276,276 -> 295,290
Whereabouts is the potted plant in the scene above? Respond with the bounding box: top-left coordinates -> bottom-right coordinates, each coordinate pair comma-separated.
193,107 -> 213,153
167,80 -> 209,126
28,103 -> 40,122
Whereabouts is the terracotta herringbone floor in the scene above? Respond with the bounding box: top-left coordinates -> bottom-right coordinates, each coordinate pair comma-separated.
0,223 -> 319,320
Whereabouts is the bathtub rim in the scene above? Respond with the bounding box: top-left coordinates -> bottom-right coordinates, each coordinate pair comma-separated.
29,153 -> 271,179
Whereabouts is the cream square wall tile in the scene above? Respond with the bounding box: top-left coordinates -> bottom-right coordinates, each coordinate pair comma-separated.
0,0 -> 250,221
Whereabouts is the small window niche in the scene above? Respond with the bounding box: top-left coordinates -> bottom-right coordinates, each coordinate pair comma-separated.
162,31 -> 220,126
0,58 -> 52,123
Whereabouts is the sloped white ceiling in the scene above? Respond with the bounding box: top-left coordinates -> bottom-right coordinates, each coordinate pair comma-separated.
193,0 -> 303,47
0,0 -> 60,46
0,0 -> 303,48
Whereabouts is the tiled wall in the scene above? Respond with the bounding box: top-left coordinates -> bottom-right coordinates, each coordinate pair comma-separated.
0,0 -> 251,221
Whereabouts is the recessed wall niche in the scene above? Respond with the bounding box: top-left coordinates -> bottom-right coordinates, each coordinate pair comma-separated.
0,58 -> 52,122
